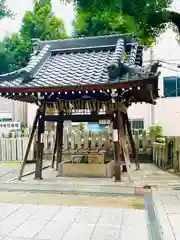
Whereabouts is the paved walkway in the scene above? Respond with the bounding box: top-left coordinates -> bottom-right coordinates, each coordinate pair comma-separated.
0,162 -> 49,183
0,203 -> 148,240
12,163 -> 180,188
1,163 -> 180,239
153,188 -> 180,240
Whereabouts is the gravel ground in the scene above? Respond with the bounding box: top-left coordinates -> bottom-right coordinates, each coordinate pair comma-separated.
0,191 -> 144,209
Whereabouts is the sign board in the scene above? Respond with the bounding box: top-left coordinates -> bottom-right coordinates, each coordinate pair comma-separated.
113,129 -> 118,142
88,154 -> 104,164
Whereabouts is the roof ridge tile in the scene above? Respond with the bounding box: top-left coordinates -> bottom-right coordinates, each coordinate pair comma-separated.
25,44 -> 51,74
0,44 -> 52,84
107,38 -> 125,79
38,34 -> 135,52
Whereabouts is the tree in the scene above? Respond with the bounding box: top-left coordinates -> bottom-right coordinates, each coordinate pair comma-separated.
148,125 -> 163,141
33,0 -> 48,5
0,0 -> 13,19
21,0 -> 67,41
0,34 -> 33,74
0,0 -> 68,74
74,9 -> 149,44
68,0 -> 180,45
2,34 -> 33,72
0,45 -> 14,74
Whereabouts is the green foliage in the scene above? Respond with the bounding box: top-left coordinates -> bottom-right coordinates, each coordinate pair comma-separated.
21,0 -> 67,41
0,0 -> 13,20
0,45 -> 14,74
76,0 -> 171,14
148,125 -> 163,141
0,34 -> 33,74
1,34 -> 33,72
74,9 -> 141,37
0,0 -> 68,74
72,0 -> 179,45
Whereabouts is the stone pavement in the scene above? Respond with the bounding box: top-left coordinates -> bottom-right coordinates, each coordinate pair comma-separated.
11,163 -> 180,188
1,163 -> 180,239
153,188 -> 180,240
0,203 -> 148,240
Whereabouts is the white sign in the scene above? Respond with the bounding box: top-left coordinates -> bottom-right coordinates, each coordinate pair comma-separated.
113,129 -> 118,142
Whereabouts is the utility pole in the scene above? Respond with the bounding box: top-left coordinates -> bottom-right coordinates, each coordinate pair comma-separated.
150,47 -> 155,126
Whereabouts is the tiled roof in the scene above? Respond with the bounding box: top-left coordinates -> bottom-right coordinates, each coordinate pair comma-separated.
0,34 -> 158,90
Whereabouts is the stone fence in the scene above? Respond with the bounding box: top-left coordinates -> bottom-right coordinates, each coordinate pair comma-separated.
0,128 -> 149,161
153,137 -> 180,173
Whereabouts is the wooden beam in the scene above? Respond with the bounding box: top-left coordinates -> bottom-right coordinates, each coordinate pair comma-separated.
44,114 -> 112,122
18,109 -> 40,180
35,104 -> 45,180
0,77 -> 156,94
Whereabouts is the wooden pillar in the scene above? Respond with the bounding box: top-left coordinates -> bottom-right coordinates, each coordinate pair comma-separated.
112,111 -> 122,181
118,110 -> 133,182
56,111 -> 64,171
35,104 -> 45,180
18,109 -> 40,180
123,112 -> 140,170
52,123 -> 58,168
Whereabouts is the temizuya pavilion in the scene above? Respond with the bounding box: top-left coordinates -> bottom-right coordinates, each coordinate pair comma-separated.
0,34 -> 160,181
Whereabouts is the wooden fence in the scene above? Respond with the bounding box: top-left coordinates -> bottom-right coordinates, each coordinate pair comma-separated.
0,128 -> 150,161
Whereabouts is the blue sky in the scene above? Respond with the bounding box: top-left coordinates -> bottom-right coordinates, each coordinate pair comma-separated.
0,0 -> 75,39
0,0 -> 179,40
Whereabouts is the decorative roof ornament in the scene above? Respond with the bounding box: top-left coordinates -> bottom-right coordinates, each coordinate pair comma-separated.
19,69 -> 31,83
107,37 -> 160,82
149,61 -> 161,75
107,37 -> 145,81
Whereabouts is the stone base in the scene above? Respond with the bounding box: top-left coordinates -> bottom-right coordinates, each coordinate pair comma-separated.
58,160 -> 115,178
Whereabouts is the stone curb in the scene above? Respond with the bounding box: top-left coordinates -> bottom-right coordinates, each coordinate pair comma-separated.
0,186 -> 143,197
144,194 -> 163,240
